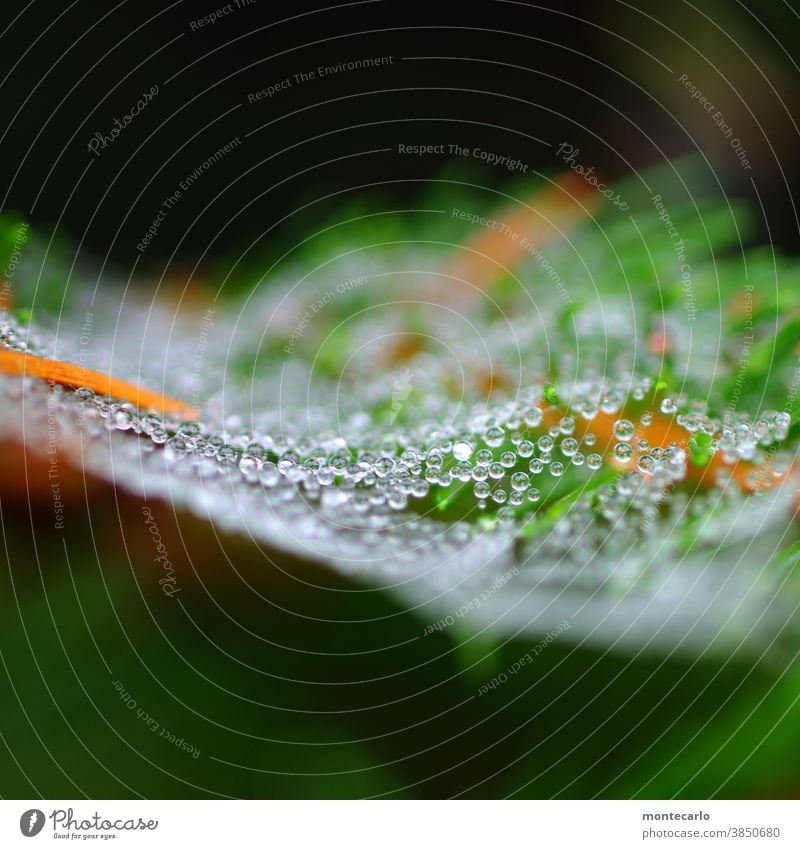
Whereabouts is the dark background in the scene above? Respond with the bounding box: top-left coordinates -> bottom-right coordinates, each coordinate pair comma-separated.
3,0 -> 800,277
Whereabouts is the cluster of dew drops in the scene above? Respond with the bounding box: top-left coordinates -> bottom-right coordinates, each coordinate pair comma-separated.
57,371 -> 795,535
0,312 -> 795,546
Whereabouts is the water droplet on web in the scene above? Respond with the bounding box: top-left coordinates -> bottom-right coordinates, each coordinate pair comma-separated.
316,466 -> 335,486
411,479 -> 429,498
151,426 -> 168,445
472,465 -> 489,481
453,440 -> 473,461
239,454 -> 262,476
485,426 -> 504,447
613,419 -> 635,442
600,395 -> 621,415
179,421 -> 202,438
524,407 -> 542,427
474,481 -> 490,499
614,443 -> 633,462
586,453 -> 602,470
560,437 -> 579,457
113,409 -> 134,431
511,472 -> 529,491
388,490 -> 408,510
491,487 -> 507,504
218,444 -> 242,465
517,439 -> 534,458
637,454 -> 655,473
165,436 -> 188,461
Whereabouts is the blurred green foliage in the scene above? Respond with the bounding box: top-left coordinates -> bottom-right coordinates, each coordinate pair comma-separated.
1,499 -> 798,799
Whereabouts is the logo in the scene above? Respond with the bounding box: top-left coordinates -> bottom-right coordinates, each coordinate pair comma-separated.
19,809 -> 45,837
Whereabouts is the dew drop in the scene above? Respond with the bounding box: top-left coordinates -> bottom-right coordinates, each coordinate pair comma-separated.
485,426 -> 504,447
239,454 -> 262,476
613,419 -> 635,442
560,437 -> 579,457
613,443 -> 633,462
500,451 -> 516,468
453,440 -> 473,461
491,487 -> 508,504
524,407 -> 542,427
586,453 -> 603,470
510,471 -> 529,491
474,481 -> 491,499
517,439 -> 534,458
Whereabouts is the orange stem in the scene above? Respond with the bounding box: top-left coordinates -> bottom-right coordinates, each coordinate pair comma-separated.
0,348 -> 196,419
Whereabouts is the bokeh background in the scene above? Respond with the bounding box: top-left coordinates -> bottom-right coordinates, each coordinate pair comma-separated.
2,0 -> 800,798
